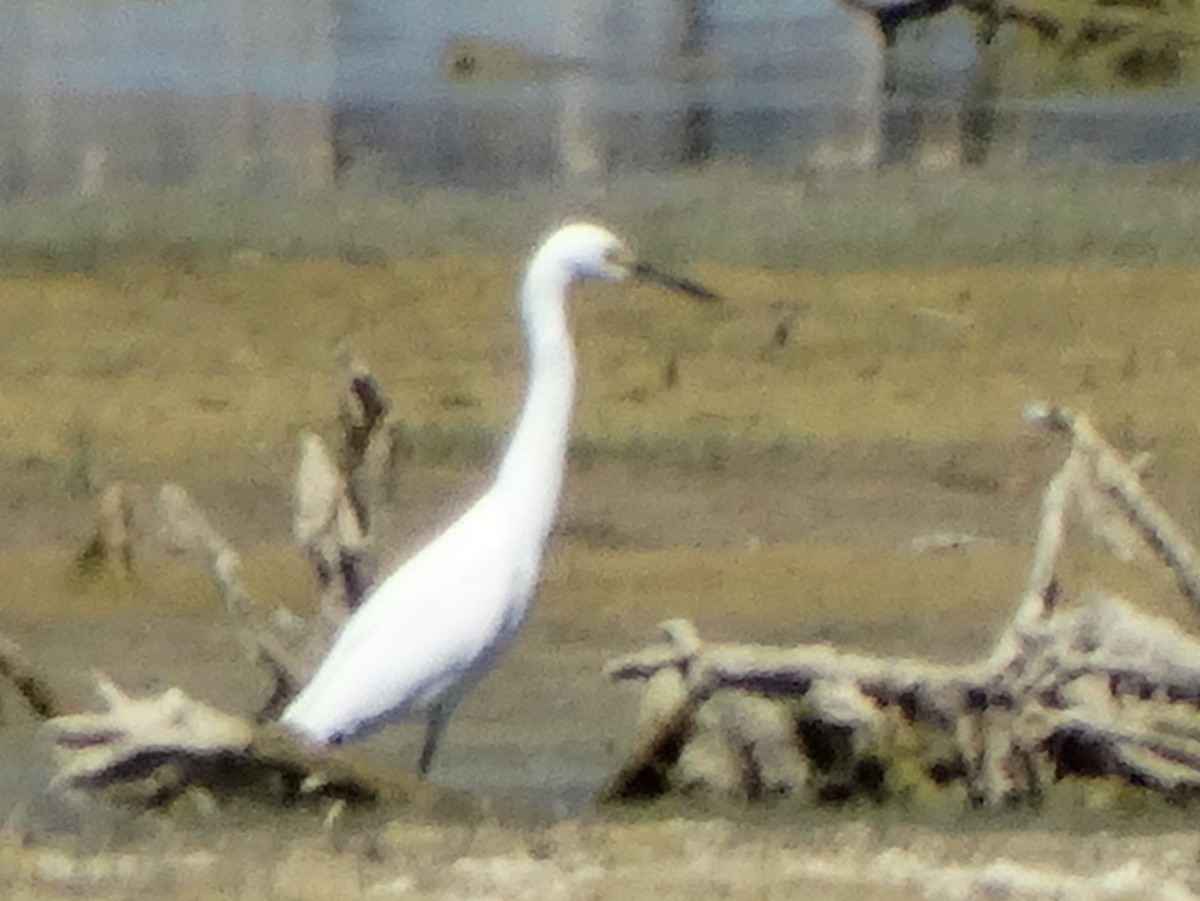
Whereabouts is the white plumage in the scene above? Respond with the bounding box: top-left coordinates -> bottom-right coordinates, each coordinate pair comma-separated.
280,221 -> 713,774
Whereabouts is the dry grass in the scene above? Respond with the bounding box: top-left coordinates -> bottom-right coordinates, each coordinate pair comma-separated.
4,254 -> 1200,478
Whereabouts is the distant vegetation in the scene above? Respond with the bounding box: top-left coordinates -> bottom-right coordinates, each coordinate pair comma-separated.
3,164 -> 1200,274
994,0 -> 1200,91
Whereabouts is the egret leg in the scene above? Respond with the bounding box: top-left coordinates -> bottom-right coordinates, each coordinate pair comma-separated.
417,703 -> 452,776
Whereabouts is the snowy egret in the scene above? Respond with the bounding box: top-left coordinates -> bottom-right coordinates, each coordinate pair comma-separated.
280,221 -> 716,774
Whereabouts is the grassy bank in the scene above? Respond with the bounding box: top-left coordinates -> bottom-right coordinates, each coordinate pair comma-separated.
3,251 -> 1199,473
4,163 -> 1200,274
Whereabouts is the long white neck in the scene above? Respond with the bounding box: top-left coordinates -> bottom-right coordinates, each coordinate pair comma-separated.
492,251 -> 576,549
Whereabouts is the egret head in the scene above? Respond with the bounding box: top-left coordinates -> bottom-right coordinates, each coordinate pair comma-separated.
535,220 -> 719,301
539,221 -> 634,285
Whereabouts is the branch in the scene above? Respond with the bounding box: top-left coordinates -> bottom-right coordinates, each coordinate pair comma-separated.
149,353 -> 395,719
157,483 -> 310,714
72,482 -> 146,580
0,631 -> 64,720
292,432 -> 368,620
1025,403 -> 1200,610
602,619 -> 979,802
47,673 -> 481,815
293,350 -> 391,613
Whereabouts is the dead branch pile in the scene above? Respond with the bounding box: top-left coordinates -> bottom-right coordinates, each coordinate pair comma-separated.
604,404 -> 1200,807
24,396 -> 1200,813
83,349 -> 391,721
0,352 -> 439,809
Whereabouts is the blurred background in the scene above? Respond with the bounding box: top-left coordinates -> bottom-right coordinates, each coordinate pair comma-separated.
1,0 -> 1197,200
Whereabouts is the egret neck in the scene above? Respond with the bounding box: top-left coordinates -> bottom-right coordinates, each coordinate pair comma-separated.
492,245 -> 577,564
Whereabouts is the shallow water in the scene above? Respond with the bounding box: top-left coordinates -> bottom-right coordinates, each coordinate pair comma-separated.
0,604 -> 632,818
2,0 -> 1200,199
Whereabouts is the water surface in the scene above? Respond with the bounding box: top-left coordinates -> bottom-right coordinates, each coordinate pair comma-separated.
2,0 -> 1199,198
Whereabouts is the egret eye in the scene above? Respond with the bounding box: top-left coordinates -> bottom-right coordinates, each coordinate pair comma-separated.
602,244 -> 636,281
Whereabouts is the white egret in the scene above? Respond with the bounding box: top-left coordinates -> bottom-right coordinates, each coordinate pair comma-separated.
280,221 -> 716,775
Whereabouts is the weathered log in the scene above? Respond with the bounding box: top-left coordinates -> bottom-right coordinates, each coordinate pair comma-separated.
293,432 -> 366,621
601,619 -> 979,803
37,352 -> 402,802
836,0 -> 1063,45
48,673 -> 482,817
288,347 -> 389,615
837,0 -> 954,45
605,595 -> 1200,805
605,404 -> 1200,807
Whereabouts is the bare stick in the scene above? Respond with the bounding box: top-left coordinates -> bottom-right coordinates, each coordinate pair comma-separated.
291,351 -> 390,614
73,482 -> 146,579
335,346 -> 391,542
293,432 -> 367,618
0,632 -> 63,720
157,483 -> 308,711
1025,403 -> 1200,609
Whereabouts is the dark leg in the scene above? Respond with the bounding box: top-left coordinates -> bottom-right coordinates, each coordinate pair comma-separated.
417,703 -> 452,776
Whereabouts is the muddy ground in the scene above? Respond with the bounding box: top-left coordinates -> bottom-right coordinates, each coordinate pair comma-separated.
2,249 -> 1200,897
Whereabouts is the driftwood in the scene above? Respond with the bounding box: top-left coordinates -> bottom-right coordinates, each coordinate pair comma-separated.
37,398 -> 1200,811
605,404 -> 1200,806
73,481 -> 145,581
156,482 -> 316,720
71,352 -> 393,722
47,673 -> 480,818
28,354 -> 410,808
150,351 -> 391,720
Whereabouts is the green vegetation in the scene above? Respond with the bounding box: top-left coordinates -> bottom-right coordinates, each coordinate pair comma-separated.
4,164 -> 1200,275
1001,0 -> 1200,91
4,239 -> 1200,480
